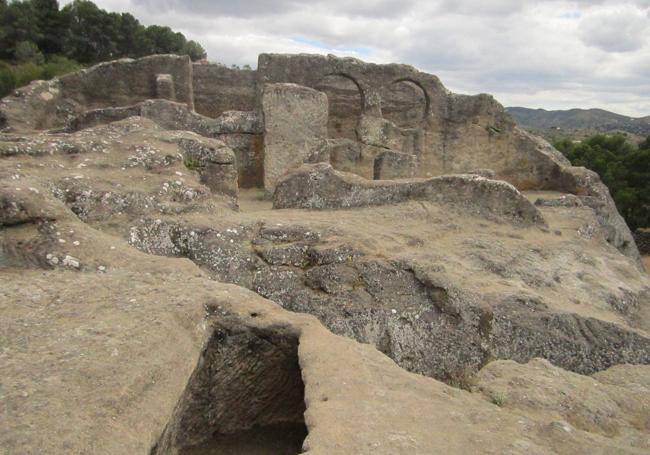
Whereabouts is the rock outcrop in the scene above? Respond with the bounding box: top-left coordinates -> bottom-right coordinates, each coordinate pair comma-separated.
262,83 -> 329,192
2,52 -> 649,455
0,53 -> 642,267
274,163 -> 545,226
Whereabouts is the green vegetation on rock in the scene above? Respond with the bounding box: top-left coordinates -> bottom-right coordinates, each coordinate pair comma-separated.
0,0 -> 207,97
554,134 -> 650,230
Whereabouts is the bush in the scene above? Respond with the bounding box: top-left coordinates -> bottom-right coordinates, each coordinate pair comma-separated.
12,62 -> 43,87
0,55 -> 83,99
40,55 -> 81,79
0,61 -> 16,98
491,390 -> 508,407
15,41 -> 45,65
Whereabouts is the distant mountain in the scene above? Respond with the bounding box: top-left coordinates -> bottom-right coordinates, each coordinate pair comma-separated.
506,107 -> 650,138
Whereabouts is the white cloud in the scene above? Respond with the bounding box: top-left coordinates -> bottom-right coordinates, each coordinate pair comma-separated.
61,0 -> 650,117
579,4 -> 650,52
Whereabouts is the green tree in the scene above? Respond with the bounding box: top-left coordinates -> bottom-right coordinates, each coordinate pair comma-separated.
15,41 -> 45,64
0,0 -> 209,95
0,61 -> 16,98
555,134 -> 650,230
0,0 -> 41,59
182,40 -> 206,61
112,12 -> 147,58
60,0 -> 117,63
639,136 -> 650,151
144,25 -> 187,55
33,0 -> 64,54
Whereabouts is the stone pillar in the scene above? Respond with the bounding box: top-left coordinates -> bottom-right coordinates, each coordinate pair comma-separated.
262,83 -> 328,193
156,74 -> 176,101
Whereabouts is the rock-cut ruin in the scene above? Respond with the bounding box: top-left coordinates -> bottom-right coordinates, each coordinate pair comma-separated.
1,54 -> 649,454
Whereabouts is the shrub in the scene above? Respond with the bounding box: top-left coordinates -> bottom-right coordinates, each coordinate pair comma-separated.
12,63 -> 43,88
0,61 -> 16,98
491,390 -> 508,407
15,41 -> 45,65
40,55 -> 81,79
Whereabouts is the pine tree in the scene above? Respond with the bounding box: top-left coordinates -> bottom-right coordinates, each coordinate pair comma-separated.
32,0 -> 64,55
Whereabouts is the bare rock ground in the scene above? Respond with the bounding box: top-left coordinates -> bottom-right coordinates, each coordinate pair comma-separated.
2,196 -> 649,454
2,116 -> 650,454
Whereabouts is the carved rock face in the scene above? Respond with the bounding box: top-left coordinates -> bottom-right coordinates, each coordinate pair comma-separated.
262,83 -> 329,193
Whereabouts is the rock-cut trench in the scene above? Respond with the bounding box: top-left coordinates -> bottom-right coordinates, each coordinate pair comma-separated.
150,316 -> 308,455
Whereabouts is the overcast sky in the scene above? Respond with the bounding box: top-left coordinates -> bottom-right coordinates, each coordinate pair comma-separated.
61,0 -> 650,117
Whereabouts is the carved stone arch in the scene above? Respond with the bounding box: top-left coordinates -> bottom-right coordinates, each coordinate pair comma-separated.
380,78 -> 429,128
314,73 -> 364,140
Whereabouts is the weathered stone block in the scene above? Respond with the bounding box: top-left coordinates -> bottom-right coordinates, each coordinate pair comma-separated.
273,163 -> 545,226
328,138 -> 361,174
155,74 -> 176,101
373,150 -> 416,180
262,83 -> 328,192
217,133 -> 264,188
212,110 -> 262,134
177,137 -> 238,197
192,63 -> 257,119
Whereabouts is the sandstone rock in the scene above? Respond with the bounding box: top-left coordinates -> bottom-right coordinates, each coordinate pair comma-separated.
262,83 -> 329,192
59,54 -> 194,111
212,110 -> 262,134
356,114 -> 409,151
2,52 -> 650,455
1,52 -> 641,264
177,137 -> 238,197
155,74 -> 176,101
373,149 -> 416,179
191,62 -> 257,118
217,133 -> 264,188
327,138 -> 361,174
66,99 -> 215,135
274,163 -> 545,226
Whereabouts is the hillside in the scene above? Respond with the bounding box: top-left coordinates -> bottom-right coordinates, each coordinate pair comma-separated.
507,107 -> 650,142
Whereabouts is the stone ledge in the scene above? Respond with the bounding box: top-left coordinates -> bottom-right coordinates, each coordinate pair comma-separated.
273,163 -> 546,226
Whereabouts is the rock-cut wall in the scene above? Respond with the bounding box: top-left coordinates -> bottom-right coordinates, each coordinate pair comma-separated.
0,55 -> 194,132
192,63 -> 257,118
60,54 -> 194,111
0,52 -> 643,267
255,53 -> 571,190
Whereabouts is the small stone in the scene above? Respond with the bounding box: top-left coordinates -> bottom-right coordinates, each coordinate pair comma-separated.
58,239 -> 66,244
97,265 -> 106,272
391,309 -> 397,314
72,241 -> 80,246
62,255 -> 80,268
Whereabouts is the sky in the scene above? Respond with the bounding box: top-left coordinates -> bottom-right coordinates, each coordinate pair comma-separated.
60,0 -> 650,117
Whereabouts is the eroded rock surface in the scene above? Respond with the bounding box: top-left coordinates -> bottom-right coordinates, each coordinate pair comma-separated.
2,53 -> 650,455
262,83 -> 329,192
274,163 -> 545,226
